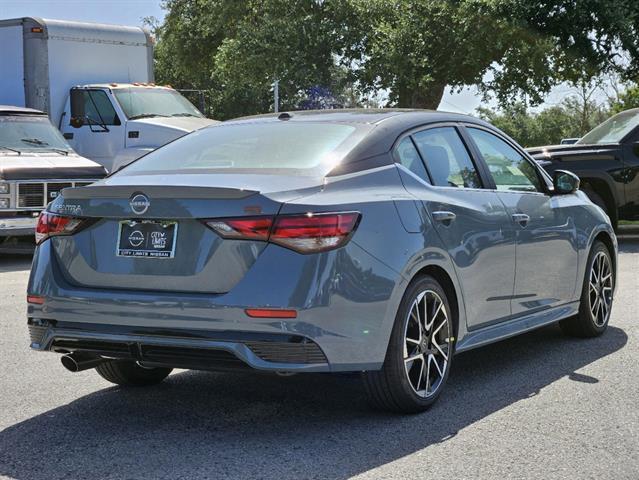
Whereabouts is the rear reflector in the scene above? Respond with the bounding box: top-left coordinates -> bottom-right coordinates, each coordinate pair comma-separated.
245,308 -> 297,318
27,295 -> 45,305
35,211 -> 89,244
204,212 -> 360,254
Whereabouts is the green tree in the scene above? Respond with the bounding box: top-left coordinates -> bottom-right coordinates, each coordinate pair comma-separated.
343,0 -> 639,109
610,84 -> 639,113
153,0 -> 639,118
477,92 -> 609,147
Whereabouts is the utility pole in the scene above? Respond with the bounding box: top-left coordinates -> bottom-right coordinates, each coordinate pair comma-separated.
273,79 -> 279,113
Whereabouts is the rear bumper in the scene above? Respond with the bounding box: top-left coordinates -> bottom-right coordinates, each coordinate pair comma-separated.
27,238 -> 406,373
0,216 -> 37,237
29,319 -> 330,372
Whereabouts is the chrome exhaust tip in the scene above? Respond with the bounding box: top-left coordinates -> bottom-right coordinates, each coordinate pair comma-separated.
61,353 -> 105,372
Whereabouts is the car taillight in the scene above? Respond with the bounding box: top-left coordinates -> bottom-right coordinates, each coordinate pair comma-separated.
204,212 -> 360,254
206,217 -> 273,240
35,211 -> 87,244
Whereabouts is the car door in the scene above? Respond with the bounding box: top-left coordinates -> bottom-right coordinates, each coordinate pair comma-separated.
395,125 -> 516,329
464,126 -> 579,317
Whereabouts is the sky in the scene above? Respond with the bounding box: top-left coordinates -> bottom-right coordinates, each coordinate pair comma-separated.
0,0 -> 610,115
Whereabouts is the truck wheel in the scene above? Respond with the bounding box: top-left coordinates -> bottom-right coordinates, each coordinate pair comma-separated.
362,275 -> 454,413
96,360 -> 172,386
560,240 -> 614,337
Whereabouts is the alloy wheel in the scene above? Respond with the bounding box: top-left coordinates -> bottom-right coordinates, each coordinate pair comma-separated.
403,290 -> 451,398
588,251 -> 613,327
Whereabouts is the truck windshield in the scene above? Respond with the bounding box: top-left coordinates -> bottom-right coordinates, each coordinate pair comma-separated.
0,115 -> 72,154
113,88 -> 204,120
119,121 -> 367,176
578,109 -> 639,144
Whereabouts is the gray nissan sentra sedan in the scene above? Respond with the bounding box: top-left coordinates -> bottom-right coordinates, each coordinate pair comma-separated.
27,109 -> 617,413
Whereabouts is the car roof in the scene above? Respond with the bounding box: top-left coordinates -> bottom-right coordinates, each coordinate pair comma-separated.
221,109 -> 495,175
0,105 -> 47,115
227,108 -> 488,126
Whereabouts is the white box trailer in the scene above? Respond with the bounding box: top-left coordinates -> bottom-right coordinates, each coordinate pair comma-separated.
0,17 -> 215,171
0,17 -> 153,127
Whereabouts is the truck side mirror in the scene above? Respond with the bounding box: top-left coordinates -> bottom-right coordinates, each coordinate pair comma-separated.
70,89 -> 85,129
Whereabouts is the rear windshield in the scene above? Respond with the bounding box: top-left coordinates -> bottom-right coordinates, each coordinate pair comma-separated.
119,121 -> 367,176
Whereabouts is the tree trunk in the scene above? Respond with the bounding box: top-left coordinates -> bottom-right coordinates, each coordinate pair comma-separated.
397,83 -> 447,110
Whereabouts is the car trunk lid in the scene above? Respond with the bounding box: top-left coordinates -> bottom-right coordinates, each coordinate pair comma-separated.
48,173 -> 321,294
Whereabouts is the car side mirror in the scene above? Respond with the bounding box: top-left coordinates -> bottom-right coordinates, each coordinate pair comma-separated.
553,170 -> 580,194
69,88 -> 85,129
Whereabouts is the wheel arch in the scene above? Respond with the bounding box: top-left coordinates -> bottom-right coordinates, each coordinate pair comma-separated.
579,175 -> 619,225
409,264 -> 461,345
593,230 -> 617,279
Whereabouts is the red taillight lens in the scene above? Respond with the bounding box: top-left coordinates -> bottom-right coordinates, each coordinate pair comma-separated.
206,217 -> 273,240
204,212 -> 360,254
271,212 -> 360,253
35,212 -> 86,244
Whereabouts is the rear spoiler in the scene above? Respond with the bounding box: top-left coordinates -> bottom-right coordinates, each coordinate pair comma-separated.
61,184 -> 259,200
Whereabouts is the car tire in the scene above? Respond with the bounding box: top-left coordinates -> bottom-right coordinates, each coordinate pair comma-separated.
362,275 -> 454,413
96,360 -> 172,386
560,240 -> 614,338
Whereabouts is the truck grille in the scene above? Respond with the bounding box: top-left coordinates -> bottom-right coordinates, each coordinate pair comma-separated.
17,183 -> 45,208
46,183 -> 72,202
16,181 -> 95,209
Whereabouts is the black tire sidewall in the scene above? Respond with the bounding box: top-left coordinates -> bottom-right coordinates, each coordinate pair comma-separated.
386,275 -> 454,409
579,241 -> 613,333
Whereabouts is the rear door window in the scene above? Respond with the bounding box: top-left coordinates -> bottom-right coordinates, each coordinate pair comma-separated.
412,127 -> 482,188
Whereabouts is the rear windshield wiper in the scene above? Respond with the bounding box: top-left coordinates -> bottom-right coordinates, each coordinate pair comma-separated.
0,145 -> 21,155
128,113 -> 170,120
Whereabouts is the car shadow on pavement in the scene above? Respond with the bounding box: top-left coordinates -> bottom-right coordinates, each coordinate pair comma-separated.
0,324 -> 627,480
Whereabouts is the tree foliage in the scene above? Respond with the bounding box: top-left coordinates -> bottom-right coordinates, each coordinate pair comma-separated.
153,0 -> 639,119
477,96 -> 609,147
610,83 -> 639,114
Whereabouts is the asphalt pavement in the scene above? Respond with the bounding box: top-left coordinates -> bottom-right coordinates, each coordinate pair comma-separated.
0,239 -> 638,480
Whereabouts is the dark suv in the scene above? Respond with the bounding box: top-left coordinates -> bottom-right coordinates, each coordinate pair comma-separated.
527,108 -> 639,228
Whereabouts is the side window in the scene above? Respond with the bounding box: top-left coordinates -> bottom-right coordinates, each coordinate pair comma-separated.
394,137 -> 430,182
468,128 -> 541,192
412,127 -> 482,188
79,90 -> 120,126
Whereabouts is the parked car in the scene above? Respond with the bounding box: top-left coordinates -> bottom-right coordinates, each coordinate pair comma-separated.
27,110 -> 616,413
0,105 -> 105,252
527,108 -> 639,228
0,17 -> 217,172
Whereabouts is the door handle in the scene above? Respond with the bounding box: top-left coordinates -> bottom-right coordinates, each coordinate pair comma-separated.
512,213 -> 530,227
432,211 -> 456,225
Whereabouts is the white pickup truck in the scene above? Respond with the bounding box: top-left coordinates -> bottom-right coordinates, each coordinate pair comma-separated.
0,17 -> 217,172
0,106 -> 105,251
